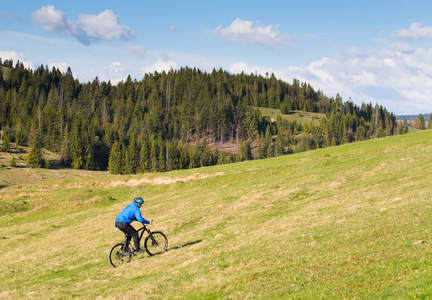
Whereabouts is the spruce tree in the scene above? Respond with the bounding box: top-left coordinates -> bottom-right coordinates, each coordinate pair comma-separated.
418,114 -> 426,130
428,113 -> 432,129
124,142 -> 136,174
179,145 -> 190,170
157,138 -> 166,172
150,138 -> 159,172
26,125 -> 43,168
70,122 -> 84,169
1,133 -> 10,152
139,139 -> 151,172
275,133 -> 285,156
84,138 -> 95,170
27,143 -> 43,168
108,141 -> 122,174
396,121 -> 406,135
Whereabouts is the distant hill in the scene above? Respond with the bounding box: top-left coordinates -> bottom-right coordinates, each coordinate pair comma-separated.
0,62 -> 401,175
397,113 -> 430,121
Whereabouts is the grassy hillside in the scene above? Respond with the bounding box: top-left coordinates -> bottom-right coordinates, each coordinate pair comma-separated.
0,131 -> 431,298
0,144 -> 108,188
0,66 -> 11,80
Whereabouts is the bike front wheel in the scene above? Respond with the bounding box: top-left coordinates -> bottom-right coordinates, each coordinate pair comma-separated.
144,231 -> 168,256
109,242 -> 133,267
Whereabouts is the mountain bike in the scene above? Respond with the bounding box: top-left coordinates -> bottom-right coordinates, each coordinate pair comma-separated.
109,223 -> 168,267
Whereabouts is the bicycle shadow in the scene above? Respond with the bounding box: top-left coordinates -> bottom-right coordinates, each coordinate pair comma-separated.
137,240 -> 203,259
168,240 -> 202,252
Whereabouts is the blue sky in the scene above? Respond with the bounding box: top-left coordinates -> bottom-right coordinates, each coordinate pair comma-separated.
1,0 -> 432,115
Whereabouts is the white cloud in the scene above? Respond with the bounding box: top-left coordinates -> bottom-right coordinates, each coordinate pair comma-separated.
385,42 -> 415,54
75,10 -> 134,40
47,59 -> 69,73
140,60 -> 178,75
32,5 -> 135,45
229,61 -> 272,76
31,5 -> 69,33
383,58 -> 396,67
229,40 -> 432,114
104,61 -> 126,84
73,61 -> 128,85
394,22 -> 432,40
128,45 -> 146,58
0,51 -> 34,69
109,62 -> 123,76
213,19 -> 291,49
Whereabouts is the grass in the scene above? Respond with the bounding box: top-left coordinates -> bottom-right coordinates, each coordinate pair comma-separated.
0,144 -> 107,188
252,106 -> 325,125
0,66 -> 11,80
0,131 -> 432,298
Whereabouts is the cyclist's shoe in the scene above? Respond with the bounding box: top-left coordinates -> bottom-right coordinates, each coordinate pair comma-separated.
133,248 -> 146,255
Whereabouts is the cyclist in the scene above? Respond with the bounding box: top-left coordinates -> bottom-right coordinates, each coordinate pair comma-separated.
115,196 -> 152,254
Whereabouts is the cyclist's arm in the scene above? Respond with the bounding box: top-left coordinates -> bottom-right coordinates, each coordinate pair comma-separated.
135,208 -> 150,224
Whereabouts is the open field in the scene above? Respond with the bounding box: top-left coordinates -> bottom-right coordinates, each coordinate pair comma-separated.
0,144 -> 108,188
252,107 -> 325,125
0,131 -> 431,298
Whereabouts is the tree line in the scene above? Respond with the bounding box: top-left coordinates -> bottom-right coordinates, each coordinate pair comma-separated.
0,59 -> 406,173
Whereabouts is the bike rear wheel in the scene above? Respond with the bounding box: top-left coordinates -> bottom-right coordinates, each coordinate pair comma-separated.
109,242 -> 134,267
144,231 -> 168,256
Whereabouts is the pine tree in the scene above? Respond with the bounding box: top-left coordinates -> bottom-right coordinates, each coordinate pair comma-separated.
124,142 -> 136,174
179,145 -> 190,170
238,140 -> 253,161
108,141 -> 123,174
84,137 -> 95,170
150,138 -> 159,172
27,143 -> 43,168
26,125 -> 43,168
1,133 -> 10,152
139,139 -> 151,172
257,135 -> 267,159
418,114 -> 426,130
70,122 -> 84,169
275,133 -> 285,156
167,140 -> 180,171
157,138 -> 166,172
396,121 -> 406,135
200,138 -> 212,166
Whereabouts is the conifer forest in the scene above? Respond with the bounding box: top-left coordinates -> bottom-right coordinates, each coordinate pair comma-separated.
0,59 -> 404,173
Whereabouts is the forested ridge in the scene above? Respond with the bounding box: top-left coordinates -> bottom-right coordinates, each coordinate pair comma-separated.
0,59 -> 405,173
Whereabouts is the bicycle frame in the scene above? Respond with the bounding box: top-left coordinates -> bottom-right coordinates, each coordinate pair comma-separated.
122,224 -> 152,249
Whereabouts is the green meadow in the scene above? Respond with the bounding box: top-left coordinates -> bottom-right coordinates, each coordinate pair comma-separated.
0,66 -> 10,80
0,130 -> 431,299
252,106 -> 325,125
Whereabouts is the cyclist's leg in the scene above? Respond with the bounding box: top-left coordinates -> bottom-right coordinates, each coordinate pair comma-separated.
132,233 -> 140,250
115,221 -> 139,248
115,221 -> 140,250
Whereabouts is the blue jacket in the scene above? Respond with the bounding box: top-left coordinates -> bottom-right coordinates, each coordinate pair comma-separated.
115,201 -> 150,224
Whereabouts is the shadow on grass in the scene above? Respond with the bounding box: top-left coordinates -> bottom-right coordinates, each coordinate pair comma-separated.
136,240 -> 202,260
168,239 -> 202,252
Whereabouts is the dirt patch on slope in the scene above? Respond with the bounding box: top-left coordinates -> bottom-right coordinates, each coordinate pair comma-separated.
107,172 -> 225,188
